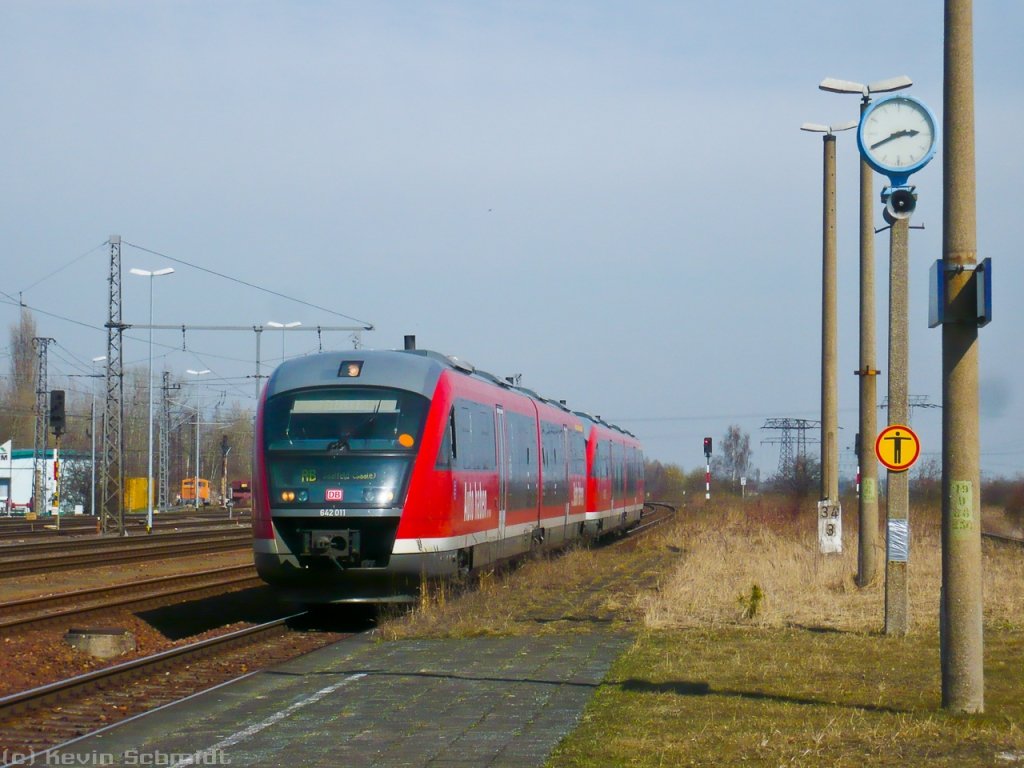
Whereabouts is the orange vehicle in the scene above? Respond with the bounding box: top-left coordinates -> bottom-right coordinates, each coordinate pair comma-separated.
180,478 -> 211,506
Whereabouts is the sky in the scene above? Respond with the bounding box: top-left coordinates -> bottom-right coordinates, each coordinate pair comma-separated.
1,1 -> 1022,482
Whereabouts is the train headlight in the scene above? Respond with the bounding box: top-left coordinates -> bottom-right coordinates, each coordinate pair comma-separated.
280,489 -> 309,503
297,489 -> 309,503
281,490 -> 295,502
363,487 -> 395,504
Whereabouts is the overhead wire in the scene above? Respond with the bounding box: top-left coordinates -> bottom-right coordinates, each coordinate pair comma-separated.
51,341 -> 101,376
18,241 -> 108,294
0,295 -> 106,333
123,240 -> 374,328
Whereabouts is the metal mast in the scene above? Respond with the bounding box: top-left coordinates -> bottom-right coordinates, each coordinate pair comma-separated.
31,337 -> 54,515
761,417 -> 820,477
158,370 -> 180,511
158,371 -> 170,511
101,235 -> 126,534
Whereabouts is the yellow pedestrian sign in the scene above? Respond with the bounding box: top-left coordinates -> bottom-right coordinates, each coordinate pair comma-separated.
875,424 -> 921,472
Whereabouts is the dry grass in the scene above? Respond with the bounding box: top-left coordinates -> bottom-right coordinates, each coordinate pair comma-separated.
368,498 -> 1024,765
639,497 -> 1024,634
377,533 -> 677,641
549,497 -> 1024,767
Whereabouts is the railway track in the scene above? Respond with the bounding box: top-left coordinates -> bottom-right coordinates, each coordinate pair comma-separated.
982,530 -> 1024,547
0,613 -> 356,757
628,501 -> 678,536
0,512 -> 250,540
0,504 -> 681,759
0,564 -> 261,633
0,530 -> 252,578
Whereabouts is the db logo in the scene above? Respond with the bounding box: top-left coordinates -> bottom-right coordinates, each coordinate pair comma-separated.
325,488 -> 344,502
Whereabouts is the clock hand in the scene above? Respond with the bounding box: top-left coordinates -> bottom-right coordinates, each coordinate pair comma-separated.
870,129 -> 921,150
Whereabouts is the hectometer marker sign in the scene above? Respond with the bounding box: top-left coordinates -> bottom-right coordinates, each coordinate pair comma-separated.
875,424 -> 921,472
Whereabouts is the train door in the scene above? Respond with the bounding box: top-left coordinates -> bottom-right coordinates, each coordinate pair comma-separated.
614,443 -> 624,514
562,425 -> 570,526
610,441 -> 619,514
495,405 -> 507,542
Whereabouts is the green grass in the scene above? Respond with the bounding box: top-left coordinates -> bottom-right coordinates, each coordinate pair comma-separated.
549,626 -> 1024,767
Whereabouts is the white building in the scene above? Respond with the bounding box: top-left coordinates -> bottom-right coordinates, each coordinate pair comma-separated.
0,440 -> 59,513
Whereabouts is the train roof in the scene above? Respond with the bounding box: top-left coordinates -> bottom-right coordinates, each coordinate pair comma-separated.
266,349 -> 449,400
266,347 -> 635,438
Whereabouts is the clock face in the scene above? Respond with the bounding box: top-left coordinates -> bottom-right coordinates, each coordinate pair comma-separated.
859,95 -> 936,172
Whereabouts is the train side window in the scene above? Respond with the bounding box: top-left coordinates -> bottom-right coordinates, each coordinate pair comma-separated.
435,406 -> 456,469
450,407 -> 458,461
446,399 -> 496,471
456,402 -> 475,468
475,403 -> 497,470
571,431 -> 586,476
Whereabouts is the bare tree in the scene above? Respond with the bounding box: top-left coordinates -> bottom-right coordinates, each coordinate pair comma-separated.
1,308 -> 39,445
719,424 -> 752,482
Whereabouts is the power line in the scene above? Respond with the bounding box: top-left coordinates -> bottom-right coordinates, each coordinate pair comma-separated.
0,296 -> 106,333
19,241 -> 107,293
613,407 -> 860,423
123,240 -> 374,328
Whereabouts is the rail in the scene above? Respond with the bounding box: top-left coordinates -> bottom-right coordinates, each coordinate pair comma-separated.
0,614 -> 302,719
0,565 -> 261,632
0,531 -> 252,577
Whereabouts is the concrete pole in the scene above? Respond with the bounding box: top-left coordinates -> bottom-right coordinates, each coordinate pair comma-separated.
145,275 -> 155,533
90,399 -> 96,517
254,328 -> 263,402
856,101 -> 881,588
884,218 -> 910,636
941,0 -> 984,713
194,405 -> 201,511
820,135 -> 839,504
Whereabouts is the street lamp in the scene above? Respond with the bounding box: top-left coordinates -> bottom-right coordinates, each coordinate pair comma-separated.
187,369 -> 211,511
818,74 -> 911,587
800,119 -> 856,554
266,320 -> 301,361
818,75 -> 912,99
130,267 -> 174,533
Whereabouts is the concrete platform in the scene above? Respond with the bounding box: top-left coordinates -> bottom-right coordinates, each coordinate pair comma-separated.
50,632 -> 631,767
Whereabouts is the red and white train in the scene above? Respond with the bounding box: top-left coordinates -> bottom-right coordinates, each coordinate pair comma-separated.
252,345 -> 644,603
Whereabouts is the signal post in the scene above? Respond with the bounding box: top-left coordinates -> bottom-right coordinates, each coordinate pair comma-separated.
884,216 -> 911,634
703,437 -> 712,500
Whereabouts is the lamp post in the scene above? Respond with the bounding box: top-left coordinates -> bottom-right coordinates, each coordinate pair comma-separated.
801,118 -> 856,553
90,355 -> 106,521
266,321 -> 301,361
818,74 -> 912,587
130,267 -> 174,533
187,369 -> 211,510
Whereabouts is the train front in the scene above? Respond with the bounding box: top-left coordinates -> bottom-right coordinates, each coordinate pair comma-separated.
251,350 -> 442,603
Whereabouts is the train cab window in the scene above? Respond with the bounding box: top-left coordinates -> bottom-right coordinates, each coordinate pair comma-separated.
263,387 -> 430,510
264,387 -> 429,451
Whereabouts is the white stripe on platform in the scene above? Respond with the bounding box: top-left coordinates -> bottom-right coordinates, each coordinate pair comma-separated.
168,673 -> 366,767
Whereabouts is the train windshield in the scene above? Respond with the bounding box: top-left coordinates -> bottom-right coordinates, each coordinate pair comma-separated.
263,387 -> 429,508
